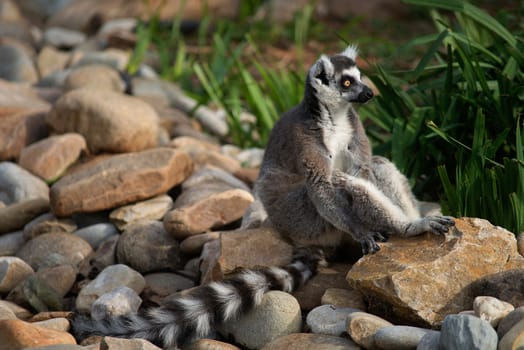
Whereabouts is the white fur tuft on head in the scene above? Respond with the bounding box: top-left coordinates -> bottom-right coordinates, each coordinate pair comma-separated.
341,44 -> 358,60
308,54 -> 334,85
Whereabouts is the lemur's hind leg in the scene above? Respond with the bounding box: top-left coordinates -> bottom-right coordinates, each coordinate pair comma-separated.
369,156 -> 420,220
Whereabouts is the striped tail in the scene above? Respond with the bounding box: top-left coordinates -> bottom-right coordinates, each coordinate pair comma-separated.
70,251 -> 323,348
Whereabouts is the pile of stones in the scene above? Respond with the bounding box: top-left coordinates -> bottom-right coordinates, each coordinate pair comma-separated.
0,1 -> 523,349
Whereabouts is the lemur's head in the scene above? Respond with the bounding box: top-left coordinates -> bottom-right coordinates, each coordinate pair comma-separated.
308,45 -> 373,105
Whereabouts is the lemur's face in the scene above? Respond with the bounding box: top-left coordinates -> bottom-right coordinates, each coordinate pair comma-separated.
309,46 -> 373,106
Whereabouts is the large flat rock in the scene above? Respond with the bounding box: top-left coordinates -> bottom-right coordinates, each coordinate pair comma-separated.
346,217 -> 524,327
50,148 -> 193,216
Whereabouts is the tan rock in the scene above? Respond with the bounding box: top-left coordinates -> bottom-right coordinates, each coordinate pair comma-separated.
346,312 -> 393,350
19,133 -> 87,182
0,319 -> 76,349
347,217 -> 524,326
473,296 -> 514,327
262,333 -> 360,350
188,339 -> 241,350
0,198 -> 50,234
180,232 -> 220,255
47,0 -> 239,31
109,194 -> 173,230
201,227 -> 293,283
0,80 -> 50,110
0,108 -> 48,160
33,317 -> 70,332
36,46 -> 70,78
0,300 -> 32,320
0,257 -> 34,293
100,336 -> 161,350
16,232 -> 93,270
23,212 -> 77,240
64,64 -> 124,92
499,319 -> 524,350
50,148 -> 193,217
29,311 -> 72,322
294,263 -> 353,311
47,88 -> 159,153
170,136 -> 221,153
518,232 -> 524,257
164,189 -> 253,239
188,149 -> 241,174
321,288 -> 366,310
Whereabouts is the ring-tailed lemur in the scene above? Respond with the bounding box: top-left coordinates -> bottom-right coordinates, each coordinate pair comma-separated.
70,46 -> 454,348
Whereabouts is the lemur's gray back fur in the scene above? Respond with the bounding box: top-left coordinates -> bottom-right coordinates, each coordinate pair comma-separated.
71,45 -> 454,348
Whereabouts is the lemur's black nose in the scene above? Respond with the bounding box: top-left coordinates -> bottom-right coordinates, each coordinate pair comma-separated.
357,86 -> 374,103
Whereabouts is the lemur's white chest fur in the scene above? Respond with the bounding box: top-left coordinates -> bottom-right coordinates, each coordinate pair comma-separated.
322,105 -> 353,172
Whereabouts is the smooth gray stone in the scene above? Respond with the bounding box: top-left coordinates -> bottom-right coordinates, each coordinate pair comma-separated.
374,325 -> 436,350
417,331 -> 441,350
74,222 -> 118,249
306,304 -> 359,336
440,314 -> 497,350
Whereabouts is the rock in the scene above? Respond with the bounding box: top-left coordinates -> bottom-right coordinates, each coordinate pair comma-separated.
180,232 -> 220,255
234,147 -> 265,168
6,274 -> 64,312
91,286 -> 142,320
21,345 -> 86,350
0,302 -> 17,320
33,317 -> 70,332
0,0 -> 22,21
499,319 -> 524,350
0,162 -> 49,205
219,291 -> 302,349
261,333 -> 360,350
498,307 -> 524,339
18,133 -> 87,182
188,149 -> 241,174
321,288 -> 366,310
346,311 -> 393,349
306,304 -> 358,336
71,48 -> 130,71
374,326 -> 436,350
200,228 -> 293,283
0,299 -> 32,319
35,264 -> 77,297
47,88 -> 159,153
188,339 -> 241,350
0,319 -> 76,349
37,46 -> 71,78
0,80 -> 50,111
78,235 -> 119,279
29,311 -> 72,323
294,263 -> 353,311
75,264 -> 145,313
0,231 -> 24,256
17,232 -> 92,270
439,314 -> 497,350
171,136 -> 221,153
517,233 -> 524,256
101,336 -> 162,350
23,213 -> 77,240
164,189 -> 253,239
0,256 -> 34,293
0,109 -> 48,160
64,64 -> 124,92
0,38 -> 38,83
43,27 -> 86,48
109,194 -> 173,230
0,198 -> 49,234
171,165 -> 250,209
467,269 -> 524,308
143,272 -> 195,303
50,148 -> 193,216
74,223 -> 118,250
417,331 -> 440,350
473,296 -> 514,327
116,220 -> 181,273
347,218 -> 524,326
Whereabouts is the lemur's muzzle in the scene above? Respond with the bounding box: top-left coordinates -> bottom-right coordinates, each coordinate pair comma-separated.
357,85 -> 374,103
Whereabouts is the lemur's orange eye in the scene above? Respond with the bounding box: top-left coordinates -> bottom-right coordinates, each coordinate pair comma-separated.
343,79 -> 351,87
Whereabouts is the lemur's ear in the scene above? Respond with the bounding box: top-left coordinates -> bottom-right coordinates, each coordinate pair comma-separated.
341,44 -> 358,61
309,55 -> 334,86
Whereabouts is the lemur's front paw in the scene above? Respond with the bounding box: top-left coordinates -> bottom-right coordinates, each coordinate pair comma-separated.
360,232 -> 387,255
422,216 -> 455,235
